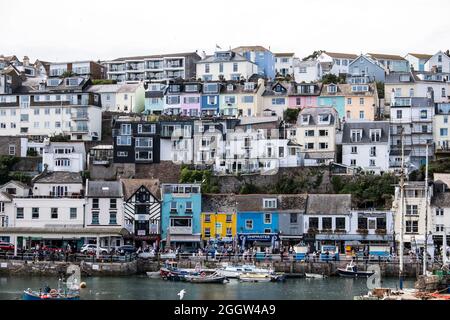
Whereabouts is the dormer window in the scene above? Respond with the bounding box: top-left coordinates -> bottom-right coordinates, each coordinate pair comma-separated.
327,84 -> 337,93
184,84 -> 198,92
227,84 -> 234,92
301,115 -> 310,124
203,83 -> 218,94
318,114 -> 330,124
351,85 -> 369,92
400,75 -> 410,82
66,78 -> 81,86
47,79 -> 61,87
263,198 -> 277,209
273,84 -> 285,93
169,84 -> 181,93
350,129 -> 363,142
244,82 -> 255,91
370,129 -> 381,142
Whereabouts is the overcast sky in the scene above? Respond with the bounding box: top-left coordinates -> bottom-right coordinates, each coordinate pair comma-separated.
1,0 -> 449,62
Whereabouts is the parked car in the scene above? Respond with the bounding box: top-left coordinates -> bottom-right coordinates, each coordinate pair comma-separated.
80,244 -> 109,255
117,245 -> 136,255
0,242 -> 14,251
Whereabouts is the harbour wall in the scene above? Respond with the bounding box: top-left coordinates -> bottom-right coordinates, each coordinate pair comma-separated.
0,258 -> 436,278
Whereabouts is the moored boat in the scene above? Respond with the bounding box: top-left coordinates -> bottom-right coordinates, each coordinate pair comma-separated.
337,261 -> 374,278
238,273 -> 272,283
216,264 -> 274,278
22,288 -> 80,300
184,272 -> 229,284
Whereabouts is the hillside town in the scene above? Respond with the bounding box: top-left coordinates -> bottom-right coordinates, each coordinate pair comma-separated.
0,47 -> 449,264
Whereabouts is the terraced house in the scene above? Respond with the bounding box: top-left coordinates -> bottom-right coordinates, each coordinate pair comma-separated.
287,82 -> 321,109
0,74 -> 102,141
342,82 -> 379,121
201,194 -> 237,246
104,52 -> 201,83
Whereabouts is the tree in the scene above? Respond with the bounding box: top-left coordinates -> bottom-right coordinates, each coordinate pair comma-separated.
376,81 -> 385,99
0,156 -> 20,185
321,73 -> 346,84
91,79 -> 117,85
283,108 -> 300,123
61,70 -> 75,78
302,50 -> 324,61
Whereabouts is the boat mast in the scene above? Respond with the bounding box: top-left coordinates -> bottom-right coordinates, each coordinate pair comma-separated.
422,143 -> 429,276
399,128 -> 405,289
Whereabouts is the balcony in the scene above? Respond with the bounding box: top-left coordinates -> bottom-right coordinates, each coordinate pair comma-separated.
71,112 -> 89,121
70,126 -> 89,133
168,226 -> 192,234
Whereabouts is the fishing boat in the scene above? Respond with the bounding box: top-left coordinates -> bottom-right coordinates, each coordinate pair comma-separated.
184,272 -> 229,284
305,273 -> 327,279
238,273 -> 272,283
337,261 -> 374,278
160,261 -> 216,281
22,288 -> 80,300
22,265 -> 81,300
216,264 -> 274,278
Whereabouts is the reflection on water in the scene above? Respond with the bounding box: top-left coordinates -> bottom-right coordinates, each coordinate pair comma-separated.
0,276 -> 415,300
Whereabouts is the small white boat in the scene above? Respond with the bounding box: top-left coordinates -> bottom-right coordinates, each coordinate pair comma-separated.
238,273 -> 272,283
216,264 -> 273,278
305,273 -> 327,279
146,271 -> 160,278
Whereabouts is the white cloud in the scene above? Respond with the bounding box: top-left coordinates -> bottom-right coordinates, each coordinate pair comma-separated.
1,0 -> 449,62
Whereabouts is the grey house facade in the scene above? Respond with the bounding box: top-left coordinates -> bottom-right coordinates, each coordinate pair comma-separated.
348,55 -> 385,83
277,194 -> 308,245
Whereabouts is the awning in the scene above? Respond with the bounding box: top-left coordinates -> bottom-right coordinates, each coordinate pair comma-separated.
0,227 -> 131,238
280,235 -> 303,240
165,235 -> 201,242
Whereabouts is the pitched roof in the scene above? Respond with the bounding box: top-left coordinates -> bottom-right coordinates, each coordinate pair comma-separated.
342,121 -> 390,144
320,83 -> 377,97
196,52 -> 251,64
298,106 -> 338,126
274,53 -> 295,57
121,179 -> 161,201
306,194 -> 351,215
87,180 -> 122,198
86,84 -> 121,93
236,194 -> 308,212
323,52 -> 357,59
0,180 -> 30,190
117,83 -> 142,93
367,53 -> 406,61
407,53 -> 433,60
34,172 -> 83,184
232,46 -> 270,52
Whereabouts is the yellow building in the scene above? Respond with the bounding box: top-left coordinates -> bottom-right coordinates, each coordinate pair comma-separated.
343,83 -> 379,121
201,194 -> 237,243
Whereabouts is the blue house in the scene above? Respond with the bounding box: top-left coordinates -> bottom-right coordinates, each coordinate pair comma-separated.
144,83 -> 166,114
233,46 -> 275,79
367,53 -> 409,72
160,184 -> 202,250
348,55 -> 386,83
201,82 -> 221,115
236,195 -> 280,251
318,84 -> 346,119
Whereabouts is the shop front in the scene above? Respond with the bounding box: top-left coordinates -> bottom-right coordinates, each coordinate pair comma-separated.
237,233 -> 280,253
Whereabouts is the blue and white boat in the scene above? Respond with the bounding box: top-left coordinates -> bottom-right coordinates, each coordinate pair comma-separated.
22,288 -> 80,300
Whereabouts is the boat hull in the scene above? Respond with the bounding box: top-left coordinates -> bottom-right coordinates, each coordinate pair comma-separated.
305,273 -> 327,279
22,291 -> 80,300
337,269 -> 374,278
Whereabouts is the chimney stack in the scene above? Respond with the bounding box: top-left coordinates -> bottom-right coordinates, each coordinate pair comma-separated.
23,56 -> 30,66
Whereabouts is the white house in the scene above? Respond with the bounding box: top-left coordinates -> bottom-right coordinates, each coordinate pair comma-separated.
404,53 -> 433,72
291,106 -> 340,166
392,181 -> 434,257
214,127 -> 302,175
317,52 -> 357,76
0,76 -> 102,141
196,50 -> 258,81
425,51 -> 450,73
85,180 -> 125,248
341,121 -> 390,174
274,53 -> 295,77
293,60 -> 322,83
86,84 -> 121,111
115,83 -> 146,113
434,103 -> 450,155
42,141 -> 86,173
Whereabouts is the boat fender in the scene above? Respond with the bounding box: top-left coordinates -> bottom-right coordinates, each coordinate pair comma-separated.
50,289 -> 58,297
201,272 -> 206,277
80,282 -> 87,288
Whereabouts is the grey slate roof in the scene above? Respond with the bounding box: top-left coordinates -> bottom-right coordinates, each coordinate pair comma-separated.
236,194 -> 307,212
297,107 -> 337,126
196,51 -> 251,64
306,194 -> 352,215
86,84 -> 121,93
341,121 -> 390,144
34,172 -> 83,184
431,192 -> 450,207
87,180 -> 122,198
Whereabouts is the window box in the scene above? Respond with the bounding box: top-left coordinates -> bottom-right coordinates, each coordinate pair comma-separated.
321,229 -> 332,233
307,228 -> 318,234
356,229 -> 368,234
334,229 -> 347,234
375,229 -> 386,235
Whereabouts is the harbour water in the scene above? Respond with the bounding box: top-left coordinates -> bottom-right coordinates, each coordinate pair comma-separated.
0,276 -> 416,300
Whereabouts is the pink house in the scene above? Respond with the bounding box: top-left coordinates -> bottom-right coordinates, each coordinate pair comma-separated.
180,82 -> 202,116
288,82 -> 322,109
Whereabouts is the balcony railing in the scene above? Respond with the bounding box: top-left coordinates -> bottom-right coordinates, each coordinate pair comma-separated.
71,112 -> 89,120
